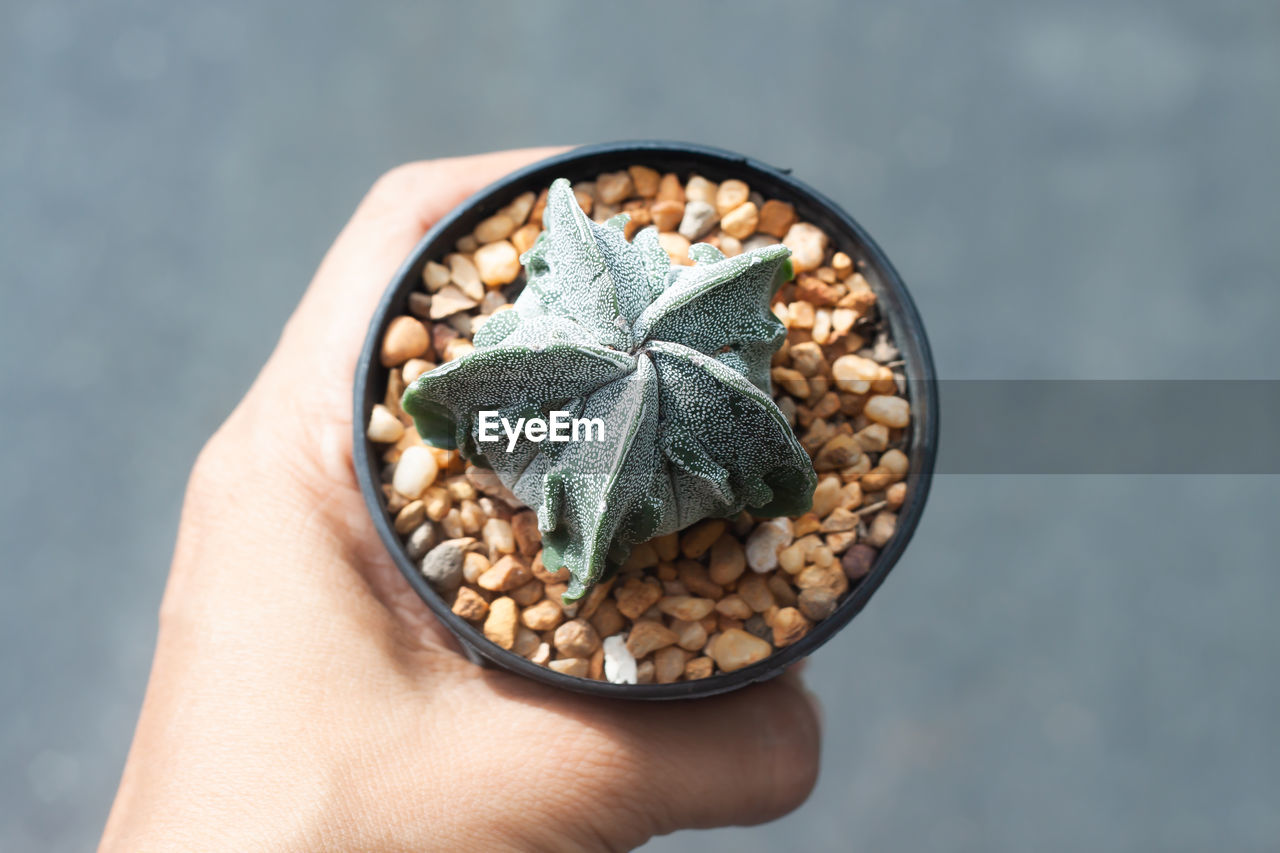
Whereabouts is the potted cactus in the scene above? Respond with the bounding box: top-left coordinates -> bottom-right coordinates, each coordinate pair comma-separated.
356,142 -> 937,698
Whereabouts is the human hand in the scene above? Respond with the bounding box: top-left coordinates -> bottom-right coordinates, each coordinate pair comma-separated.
99,148 -> 822,852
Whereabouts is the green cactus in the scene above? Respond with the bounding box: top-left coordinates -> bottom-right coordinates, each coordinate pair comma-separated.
403,178 -> 816,601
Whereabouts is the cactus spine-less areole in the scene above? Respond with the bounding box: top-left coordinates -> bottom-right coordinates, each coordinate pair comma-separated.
403,178 -> 817,601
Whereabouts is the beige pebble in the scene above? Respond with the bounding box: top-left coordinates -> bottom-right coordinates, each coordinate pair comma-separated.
853,423 -> 890,452
867,511 -> 898,547
709,628 -> 773,673
886,481 -> 907,509
684,174 -> 717,204
614,576 -> 663,620
554,619 -> 600,658
652,532 -> 680,562
681,519 -> 726,559
548,657 -> 589,677
596,171 -> 634,204
455,235 -> 477,252
474,213 -> 516,244
797,588 -> 838,621
367,404 -> 405,443
422,260 -> 451,292
635,660 -> 656,683
717,234 -> 742,256
714,594 -> 753,620
864,395 -> 910,428
678,200 -> 718,241
737,574 -> 776,612
452,586 -> 489,622
381,316 -> 430,367
782,222 -> 828,273
577,578 -> 616,620
677,561 -> 724,600
522,598 -> 563,632
654,646 -> 689,683
715,179 -> 750,216
810,476 -> 843,518
656,172 -> 685,203
796,564 -> 849,598
510,510 -> 541,557
394,500 -> 425,535
880,448 -> 909,480
650,199 -> 684,231
529,642 -> 552,666
708,533 -> 746,585
771,607 -> 811,647
767,574 -> 798,607
815,434 -> 861,471
483,597 -> 519,650
402,358 -> 434,384
657,595 -> 716,621
474,241 -> 521,287
745,517 -> 794,573
684,656 -> 714,680
393,446 -> 438,498
626,620 -> 678,659
500,191 -> 536,226
670,618 -> 708,652
482,517 -> 515,556
462,551 -> 489,584
445,253 -> 481,293
511,223 -> 541,255
658,231 -> 692,265
757,199 -> 797,238
628,165 -> 660,197
719,202 -> 758,240
428,285 -> 479,320
476,554 -> 531,592
589,599 -> 625,638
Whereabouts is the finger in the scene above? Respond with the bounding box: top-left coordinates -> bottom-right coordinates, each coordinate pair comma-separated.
282,147 -> 568,376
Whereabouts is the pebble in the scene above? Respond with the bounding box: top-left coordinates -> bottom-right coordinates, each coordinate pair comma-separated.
650,199 -> 684,231
596,171 -> 634,204
513,626 -> 541,658
500,191 -> 536,226
782,222 -> 828,274
474,213 -> 516,244
685,174 -> 718,205
814,434 -> 861,471
656,172 -> 685,202
796,564 -> 849,598
407,292 -> 432,320
422,260 -> 451,292
614,576 -> 663,620
797,588 -> 838,621
864,395 -> 910,428
657,595 -> 715,621
743,614 -> 771,641
381,316 -> 430,367
654,646 -> 689,683
577,577 -> 615,619
708,533 -> 746,585
368,404 -> 405,443
626,620 -> 678,658
482,517 -> 515,555
428,285 -> 480,320
771,607 -> 811,647
684,657 -> 714,680
681,519 -> 726,559
677,561 -> 724,600
737,574 -> 776,612
628,165 -> 660,198
476,554 -> 531,591
521,598 -> 564,632
745,517 -> 793,572
405,521 -> 437,561
548,657 -> 589,678
810,476 -> 843,518
420,540 -> 465,593
714,594 -> 753,620
445,253 -> 481,293
670,618 -> 708,652
757,200 -> 797,238
483,597 -> 519,650
474,241 -> 521,287
530,642 -> 552,666
451,586 -> 489,621
589,599 -> 625,638
603,634 -> 638,684
715,179 -> 750,216
511,223 -> 541,254
657,231 -> 692,265
510,511 -> 542,557
394,500 -> 425,535
393,446 -> 439,498
866,511 -> 898,547
719,202 -> 758,240
678,200 -> 718,241
767,574 -> 798,607
709,628 -> 773,673
554,619 -> 600,658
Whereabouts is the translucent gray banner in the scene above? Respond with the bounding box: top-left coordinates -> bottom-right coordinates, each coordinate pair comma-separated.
926,380 -> 1280,474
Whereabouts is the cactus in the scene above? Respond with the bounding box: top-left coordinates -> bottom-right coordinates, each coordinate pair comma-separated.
403,179 -> 816,601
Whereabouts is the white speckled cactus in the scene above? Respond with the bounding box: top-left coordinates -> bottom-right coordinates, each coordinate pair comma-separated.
403,179 -> 816,601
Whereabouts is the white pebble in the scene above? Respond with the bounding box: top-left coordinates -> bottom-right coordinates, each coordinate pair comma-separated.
603,635 -> 638,684
393,445 -> 438,498
678,200 -> 718,241
745,517 -> 794,573
367,404 -> 404,443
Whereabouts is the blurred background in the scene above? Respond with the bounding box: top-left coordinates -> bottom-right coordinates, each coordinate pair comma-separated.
3,1 -> 1278,850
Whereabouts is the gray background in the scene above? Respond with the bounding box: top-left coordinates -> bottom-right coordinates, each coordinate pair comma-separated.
3,1 -> 1278,850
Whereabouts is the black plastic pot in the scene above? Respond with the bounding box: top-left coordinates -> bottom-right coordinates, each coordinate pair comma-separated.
354,140 -> 938,700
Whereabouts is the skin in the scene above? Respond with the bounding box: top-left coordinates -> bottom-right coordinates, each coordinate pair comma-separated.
99,148 -> 822,853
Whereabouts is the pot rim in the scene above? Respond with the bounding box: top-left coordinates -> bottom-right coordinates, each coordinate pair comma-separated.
353,140 -> 939,699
